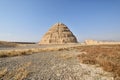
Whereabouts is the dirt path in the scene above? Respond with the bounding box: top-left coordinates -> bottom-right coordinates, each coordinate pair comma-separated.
0,50 -> 113,80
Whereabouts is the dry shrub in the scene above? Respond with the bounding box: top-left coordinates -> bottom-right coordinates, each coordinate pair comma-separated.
78,56 -> 97,65
98,60 -> 115,72
76,45 -> 120,79
0,54 -> 8,58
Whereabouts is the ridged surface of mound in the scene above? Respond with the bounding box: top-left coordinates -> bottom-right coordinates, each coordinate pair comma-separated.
39,23 -> 77,44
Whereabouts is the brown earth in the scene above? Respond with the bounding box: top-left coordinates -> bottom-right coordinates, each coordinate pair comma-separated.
0,44 -> 115,80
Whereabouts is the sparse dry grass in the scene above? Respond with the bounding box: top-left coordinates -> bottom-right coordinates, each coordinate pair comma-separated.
0,68 -> 7,78
0,62 -> 31,80
0,41 -> 18,47
58,53 -> 74,60
1,44 -> 120,79
76,45 -> 120,79
0,47 -> 70,58
13,62 -> 31,80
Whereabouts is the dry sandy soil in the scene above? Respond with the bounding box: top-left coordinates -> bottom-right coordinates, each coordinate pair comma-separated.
0,44 -> 116,80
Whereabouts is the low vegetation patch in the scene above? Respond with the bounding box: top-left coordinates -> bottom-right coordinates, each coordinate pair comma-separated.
0,47 -> 70,58
0,68 -> 7,78
76,45 -> 120,79
0,62 -> 31,80
0,41 -> 18,47
58,53 -> 74,60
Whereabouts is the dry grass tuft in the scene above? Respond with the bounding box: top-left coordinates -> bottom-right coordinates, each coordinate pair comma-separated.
13,62 -> 31,80
0,68 -> 7,78
76,45 -> 120,79
58,53 -> 74,60
0,62 -> 31,80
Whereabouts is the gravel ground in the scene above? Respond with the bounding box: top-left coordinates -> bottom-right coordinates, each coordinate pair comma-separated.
0,49 -> 114,80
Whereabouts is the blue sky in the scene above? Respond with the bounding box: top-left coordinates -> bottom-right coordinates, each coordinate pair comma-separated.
0,0 -> 120,42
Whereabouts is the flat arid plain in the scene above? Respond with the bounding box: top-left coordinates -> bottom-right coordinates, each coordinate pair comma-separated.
0,41 -> 120,80
1,0 -> 120,80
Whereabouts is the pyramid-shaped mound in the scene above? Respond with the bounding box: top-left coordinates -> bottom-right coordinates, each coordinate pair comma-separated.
39,23 -> 78,44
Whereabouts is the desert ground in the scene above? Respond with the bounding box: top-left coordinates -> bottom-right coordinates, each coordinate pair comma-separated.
0,42 -> 120,80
